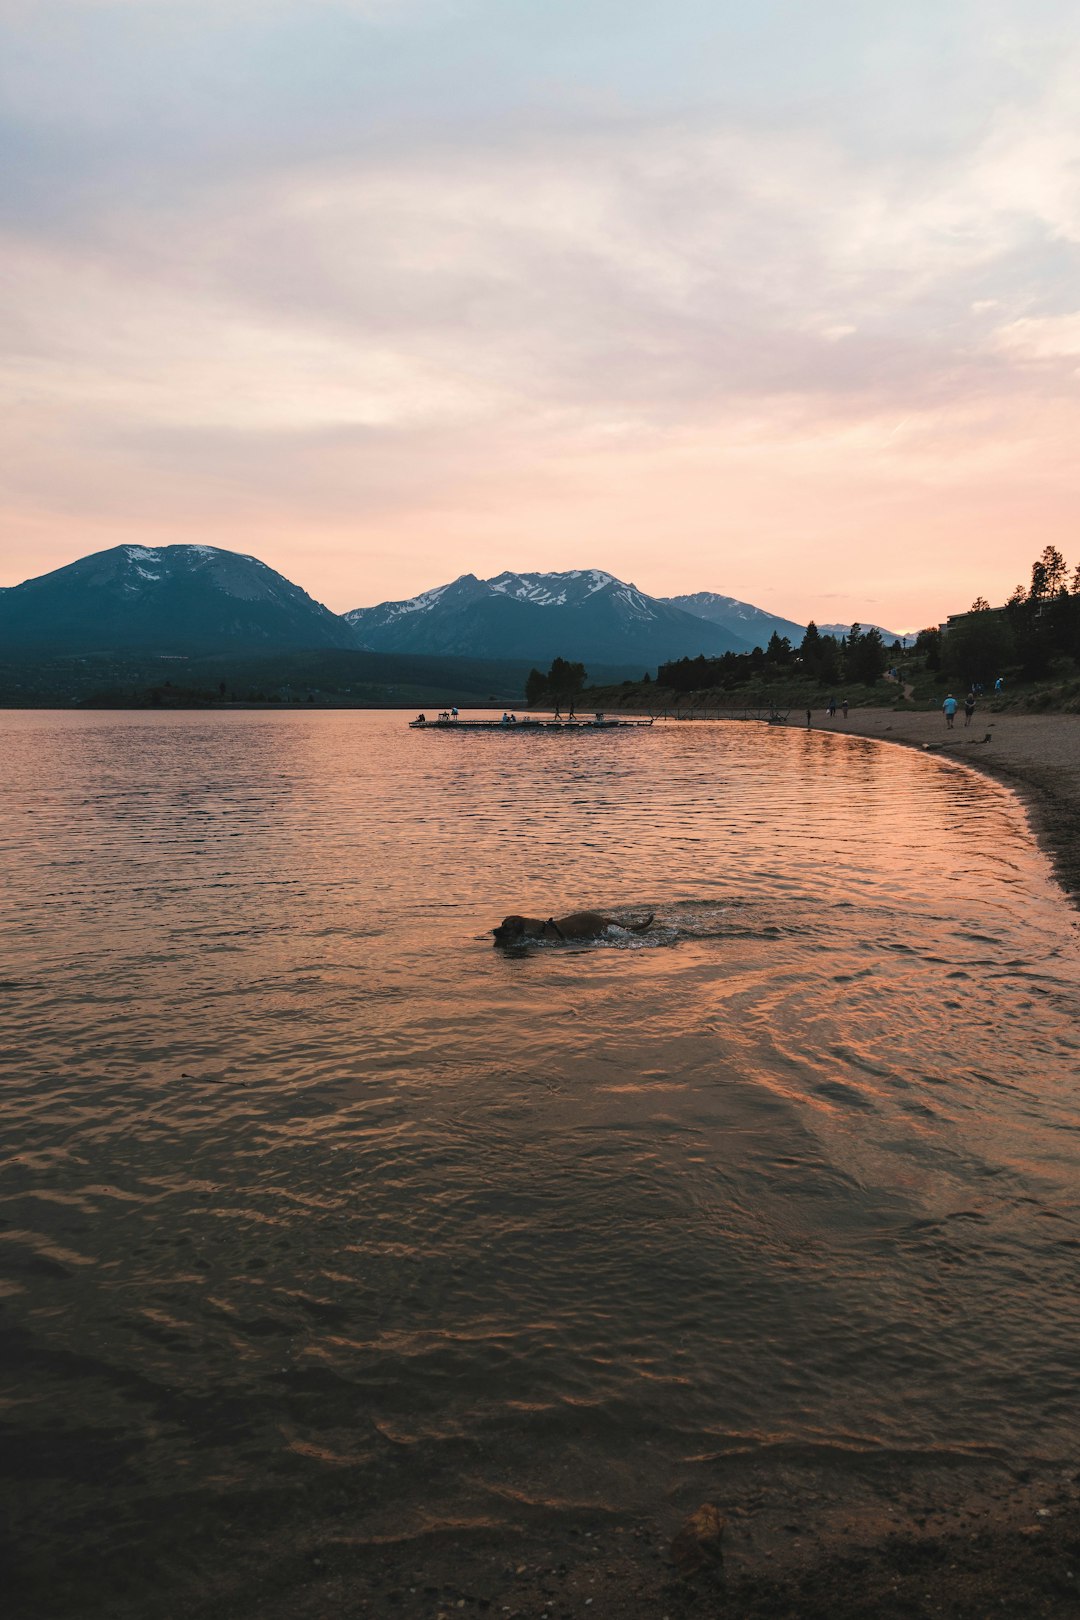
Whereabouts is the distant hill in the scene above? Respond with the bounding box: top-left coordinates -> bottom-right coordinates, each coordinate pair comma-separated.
0,544 -> 353,654
661,591 -> 807,647
345,569 -> 753,666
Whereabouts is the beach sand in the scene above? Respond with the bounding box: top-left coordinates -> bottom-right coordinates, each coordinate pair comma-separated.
52,1465 -> 1075,1620
808,707 -> 1080,906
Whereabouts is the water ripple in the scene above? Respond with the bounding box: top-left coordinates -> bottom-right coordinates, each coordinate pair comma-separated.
1,709 -> 1079,1569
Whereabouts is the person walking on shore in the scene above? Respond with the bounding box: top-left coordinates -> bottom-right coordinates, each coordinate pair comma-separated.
964,692 -> 976,726
943,694 -> 958,728
841,698 -> 849,718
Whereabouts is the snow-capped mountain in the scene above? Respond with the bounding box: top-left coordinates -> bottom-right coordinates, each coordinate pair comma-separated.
662,591 -> 808,646
344,569 -> 754,665
0,543 -> 919,665
818,622 -> 916,647
0,544 -> 353,653
667,594 -> 917,649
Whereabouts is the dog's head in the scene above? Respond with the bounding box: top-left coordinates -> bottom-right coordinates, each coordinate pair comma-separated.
493,914 -> 535,944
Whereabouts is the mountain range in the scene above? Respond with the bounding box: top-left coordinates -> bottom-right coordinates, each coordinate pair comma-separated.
343,569 -> 761,665
0,544 -> 914,666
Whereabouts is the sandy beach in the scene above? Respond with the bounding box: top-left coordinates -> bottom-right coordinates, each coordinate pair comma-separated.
64,1462 -> 1075,1620
807,707 -> 1080,908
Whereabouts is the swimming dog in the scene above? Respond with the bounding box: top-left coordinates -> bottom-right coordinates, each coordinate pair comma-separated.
493,911 -> 654,944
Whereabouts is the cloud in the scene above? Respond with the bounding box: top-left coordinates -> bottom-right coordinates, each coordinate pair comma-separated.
3,0 -> 1080,621
6,107 -> 1075,443
991,312 -> 1080,362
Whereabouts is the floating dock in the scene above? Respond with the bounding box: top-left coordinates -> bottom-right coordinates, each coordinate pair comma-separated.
409,716 -> 654,732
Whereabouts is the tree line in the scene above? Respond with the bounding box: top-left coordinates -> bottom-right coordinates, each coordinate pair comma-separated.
925,545 -> 1080,686
525,544 -> 1080,705
657,622 -> 892,694
525,657 -> 589,710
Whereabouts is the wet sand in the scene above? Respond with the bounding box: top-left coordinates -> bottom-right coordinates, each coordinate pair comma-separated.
20,1460 -> 1080,1620
27,1463 -> 1075,1620
810,708 -> 1080,907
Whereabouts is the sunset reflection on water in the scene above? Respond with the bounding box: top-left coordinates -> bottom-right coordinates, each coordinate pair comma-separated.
1,709 -> 1078,1600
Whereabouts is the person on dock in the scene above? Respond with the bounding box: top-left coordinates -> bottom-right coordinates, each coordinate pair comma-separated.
943,694 -> 958,728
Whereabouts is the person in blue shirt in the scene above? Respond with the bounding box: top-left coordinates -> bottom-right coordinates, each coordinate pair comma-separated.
943,694 -> 958,728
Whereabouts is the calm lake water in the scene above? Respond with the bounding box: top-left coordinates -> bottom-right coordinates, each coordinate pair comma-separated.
2,709 -> 1079,1605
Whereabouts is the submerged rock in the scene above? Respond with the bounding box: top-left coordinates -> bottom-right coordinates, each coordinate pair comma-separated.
670,1503 -> 727,1574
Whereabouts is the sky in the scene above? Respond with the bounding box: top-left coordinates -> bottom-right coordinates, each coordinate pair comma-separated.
2,0 -> 1079,630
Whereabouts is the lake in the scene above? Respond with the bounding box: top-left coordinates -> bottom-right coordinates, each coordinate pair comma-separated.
2,709 -> 1079,1612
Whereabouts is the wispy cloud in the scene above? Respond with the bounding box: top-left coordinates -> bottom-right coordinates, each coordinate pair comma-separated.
2,0 -> 1079,621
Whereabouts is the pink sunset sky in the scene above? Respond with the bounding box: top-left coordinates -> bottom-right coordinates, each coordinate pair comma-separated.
2,0 -> 1079,631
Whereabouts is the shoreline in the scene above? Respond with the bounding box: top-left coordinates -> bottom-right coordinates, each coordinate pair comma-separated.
225,1476 -> 1080,1620
802,707 -> 1080,910
23,1457 -> 1079,1620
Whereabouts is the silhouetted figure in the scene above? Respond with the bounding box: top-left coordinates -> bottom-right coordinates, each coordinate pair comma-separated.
964,693 -> 976,726
841,698 -> 849,718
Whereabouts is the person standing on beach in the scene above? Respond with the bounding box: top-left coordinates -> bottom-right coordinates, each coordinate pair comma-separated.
841,698 -> 849,718
806,708 -> 812,728
964,692 -> 976,726
943,694 -> 958,728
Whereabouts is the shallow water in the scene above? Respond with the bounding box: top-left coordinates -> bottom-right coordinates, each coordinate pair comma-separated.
2,710 -> 1079,1586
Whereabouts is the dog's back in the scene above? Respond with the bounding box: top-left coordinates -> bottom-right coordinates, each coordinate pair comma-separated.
493,910 -> 654,943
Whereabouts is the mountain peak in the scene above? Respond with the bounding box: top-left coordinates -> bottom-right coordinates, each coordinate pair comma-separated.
0,542 -> 351,654
344,565 -> 752,664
